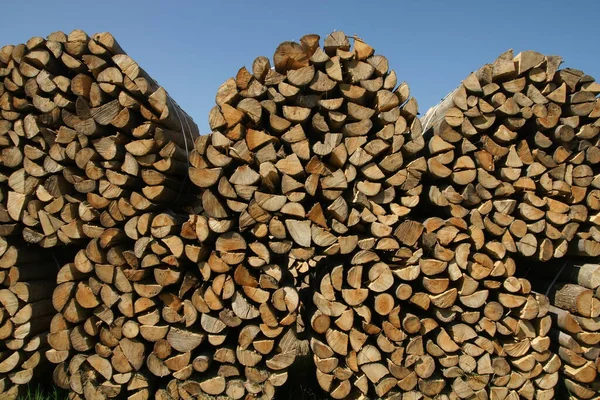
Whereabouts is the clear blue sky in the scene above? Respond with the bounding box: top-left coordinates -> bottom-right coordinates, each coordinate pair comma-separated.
2,0 -> 599,134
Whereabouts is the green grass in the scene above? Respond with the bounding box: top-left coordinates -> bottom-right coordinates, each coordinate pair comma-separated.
16,383 -> 325,400
16,379 -> 326,400
18,385 -> 67,400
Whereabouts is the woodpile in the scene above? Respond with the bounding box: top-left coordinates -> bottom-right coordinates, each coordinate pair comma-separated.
0,30 -> 198,248
0,237 -> 69,399
186,35 -> 568,399
310,215 -> 558,399
420,49 -> 600,399
46,223 -> 196,400
420,49 -> 600,263
0,28 -> 599,400
0,30 -> 199,399
194,31 -> 426,399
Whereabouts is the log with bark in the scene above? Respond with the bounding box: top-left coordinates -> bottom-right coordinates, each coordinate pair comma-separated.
0,30 -> 199,248
528,262 -> 600,399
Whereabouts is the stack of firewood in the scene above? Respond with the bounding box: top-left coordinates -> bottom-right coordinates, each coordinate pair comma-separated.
194,31 -> 429,399
48,223 -> 205,400
186,34 -> 564,399
0,30 -> 198,248
420,48 -> 600,399
0,30 -> 200,399
420,49 -> 600,262
1,28 -> 600,400
47,217 -> 303,400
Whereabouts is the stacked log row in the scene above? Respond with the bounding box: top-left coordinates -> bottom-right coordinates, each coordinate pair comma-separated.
190,31 -> 426,397
418,50 -> 600,398
0,30 -> 198,248
539,263 -> 600,398
0,237 -> 63,399
420,49 -> 600,262
311,216 -> 559,399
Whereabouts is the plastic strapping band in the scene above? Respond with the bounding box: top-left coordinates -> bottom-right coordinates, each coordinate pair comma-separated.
51,252 -> 62,271
181,103 -> 197,200
167,96 -> 194,203
421,87 -> 456,134
545,260 -> 568,297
